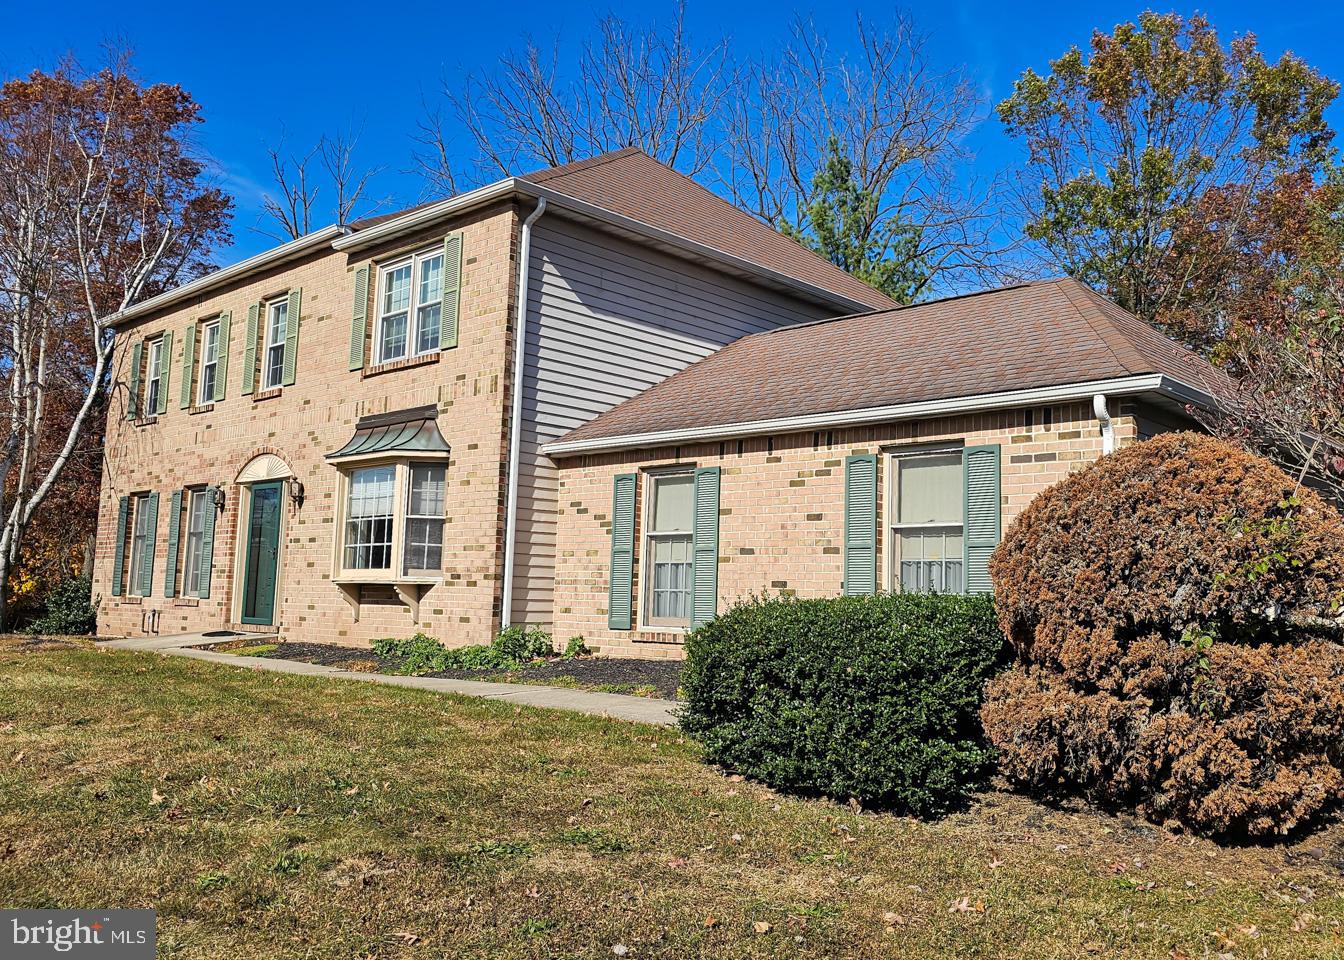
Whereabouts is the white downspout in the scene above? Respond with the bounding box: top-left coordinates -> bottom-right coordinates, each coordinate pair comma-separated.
500,198 -> 547,630
1093,393 -> 1115,455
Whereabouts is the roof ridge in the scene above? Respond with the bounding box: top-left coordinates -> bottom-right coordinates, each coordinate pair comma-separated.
520,146 -> 644,184
1053,278 -> 1150,374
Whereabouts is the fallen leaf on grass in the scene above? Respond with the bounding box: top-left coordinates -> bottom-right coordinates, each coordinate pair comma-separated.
882,912 -> 905,930
988,858 -> 1004,870
753,921 -> 772,934
149,788 -> 165,805
703,917 -> 719,929
667,858 -> 688,869
948,897 -> 985,914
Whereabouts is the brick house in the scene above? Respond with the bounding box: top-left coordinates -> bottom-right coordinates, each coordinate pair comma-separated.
92,149 -> 895,643
544,279 -> 1220,658
92,147 -> 1220,658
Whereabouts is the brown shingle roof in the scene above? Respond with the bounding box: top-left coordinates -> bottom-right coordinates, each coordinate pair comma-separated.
553,278 -> 1226,448
517,149 -> 896,310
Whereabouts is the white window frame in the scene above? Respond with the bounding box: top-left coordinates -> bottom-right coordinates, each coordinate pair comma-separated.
143,337 -> 164,416
639,469 -> 695,631
196,320 -> 220,406
886,446 -> 966,595
403,463 -> 446,576
262,297 -> 288,390
375,247 -> 445,365
180,486 -> 211,597
127,493 -> 152,597
331,456 -> 449,584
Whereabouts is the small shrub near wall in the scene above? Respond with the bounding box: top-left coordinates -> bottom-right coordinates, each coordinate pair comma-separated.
680,593 -> 1005,817
982,432 -> 1344,837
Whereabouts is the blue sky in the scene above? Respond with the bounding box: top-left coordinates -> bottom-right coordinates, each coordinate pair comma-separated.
7,0 -> 1344,263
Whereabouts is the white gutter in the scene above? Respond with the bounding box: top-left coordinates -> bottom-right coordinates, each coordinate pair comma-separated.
107,225 -> 345,328
1093,393 -> 1115,454
542,374 -> 1208,457
500,197 -> 548,630
331,179 -> 519,252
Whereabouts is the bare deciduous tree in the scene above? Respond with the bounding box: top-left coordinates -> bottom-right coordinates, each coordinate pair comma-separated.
0,50 -> 231,626
259,128 -> 385,240
415,0 -> 733,193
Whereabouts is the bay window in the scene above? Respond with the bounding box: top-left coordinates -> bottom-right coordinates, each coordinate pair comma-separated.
343,466 -> 395,570
890,451 -> 964,593
643,472 -> 694,628
337,461 -> 446,579
376,247 -> 444,364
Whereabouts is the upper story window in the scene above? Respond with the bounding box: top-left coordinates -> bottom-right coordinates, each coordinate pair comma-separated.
890,451 -> 964,594
197,320 -> 220,406
377,247 -> 444,364
262,298 -> 288,390
643,472 -> 694,628
143,337 -> 165,416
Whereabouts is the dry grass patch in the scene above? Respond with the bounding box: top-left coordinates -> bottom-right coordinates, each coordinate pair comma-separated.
0,644 -> 1341,958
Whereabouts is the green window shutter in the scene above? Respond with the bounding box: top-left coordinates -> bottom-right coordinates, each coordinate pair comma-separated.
607,473 -> 637,630
282,288 -> 302,386
179,325 -> 196,409
963,445 -> 1002,595
127,341 -> 143,420
843,454 -> 878,596
139,492 -> 159,597
349,267 -> 369,370
163,490 -> 183,598
156,331 -> 172,416
241,302 -> 260,395
691,467 -> 721,628
198,487 -> 217,599
441,232 -> 462,350
111,496 -> 129,596
214,311 -> 231,401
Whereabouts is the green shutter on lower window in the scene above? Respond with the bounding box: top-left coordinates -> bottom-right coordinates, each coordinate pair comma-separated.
843,454 -> 878,596
241,302 -> 260,395
214,312 -> 231,401
179,325 -> 196,409
691,467 -> 721,629
963,445 -> 1002,595
156,331 -> 172,416
349,267 -> 369,370
282,288 -> 302,386
163,490 -> 183,598
139,492 -> 159,597
441,232 -> 462,349
607,473 -> 637,630
111,496 -> 129,596
198,487 -> 217,599
127,341 -> 143,420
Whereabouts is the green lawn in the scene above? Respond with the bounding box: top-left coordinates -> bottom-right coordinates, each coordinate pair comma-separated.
2,639 -> 1342,959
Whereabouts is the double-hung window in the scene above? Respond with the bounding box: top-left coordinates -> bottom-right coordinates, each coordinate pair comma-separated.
643,473 -> 694,628
127,494 -> 154,596
197,320 -> 220,405
143,337 -> 165,416
262,298 -> 288,390
404,464 -> 446,575
180,487 -> 212,596
890,451 -> 964,593
344,466 -> 395,570
376,248 -> 445,364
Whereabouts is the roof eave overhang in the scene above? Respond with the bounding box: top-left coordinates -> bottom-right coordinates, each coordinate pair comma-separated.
542,374 -> 1216,458
107,225 -> 346,329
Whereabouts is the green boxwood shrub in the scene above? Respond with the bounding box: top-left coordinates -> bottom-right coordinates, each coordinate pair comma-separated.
373,626 -> 554,673
24,575 -> 97,636
680,593 -> 1006,817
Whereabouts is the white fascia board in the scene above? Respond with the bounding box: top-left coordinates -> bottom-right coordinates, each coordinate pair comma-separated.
516,181 -> 885,315
108,225 -> 345,328
542,374 -> 1204,457
331,179 -> 519,252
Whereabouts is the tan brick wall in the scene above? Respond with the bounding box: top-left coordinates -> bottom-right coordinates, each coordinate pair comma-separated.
552,402 -> 1151,659
93,202 -> 521,646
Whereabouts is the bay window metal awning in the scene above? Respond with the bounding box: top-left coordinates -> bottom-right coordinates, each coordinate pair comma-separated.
326,404 -> 451,462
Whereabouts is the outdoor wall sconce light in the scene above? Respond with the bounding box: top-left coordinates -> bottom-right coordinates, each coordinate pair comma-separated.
213,487 -> 227,512
288,477 -> 306,508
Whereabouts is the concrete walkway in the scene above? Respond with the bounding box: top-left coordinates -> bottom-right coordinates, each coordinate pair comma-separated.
102,633 -> 678,727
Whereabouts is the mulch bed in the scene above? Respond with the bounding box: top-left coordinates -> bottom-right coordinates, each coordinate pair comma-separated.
213,639 -> 685,700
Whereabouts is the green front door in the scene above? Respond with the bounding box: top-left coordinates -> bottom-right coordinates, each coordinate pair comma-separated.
241,481 -> 283,625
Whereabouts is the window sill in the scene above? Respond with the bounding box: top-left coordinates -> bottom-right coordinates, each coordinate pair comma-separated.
132,416 -> 158,427
634,630 -> 687,645
118,595 -> 143,605
188,403 -> 215,416
362,352 -> 441,379
172,597 -> 200,607
333,576 -> 440,621
252,387 -> 283,403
